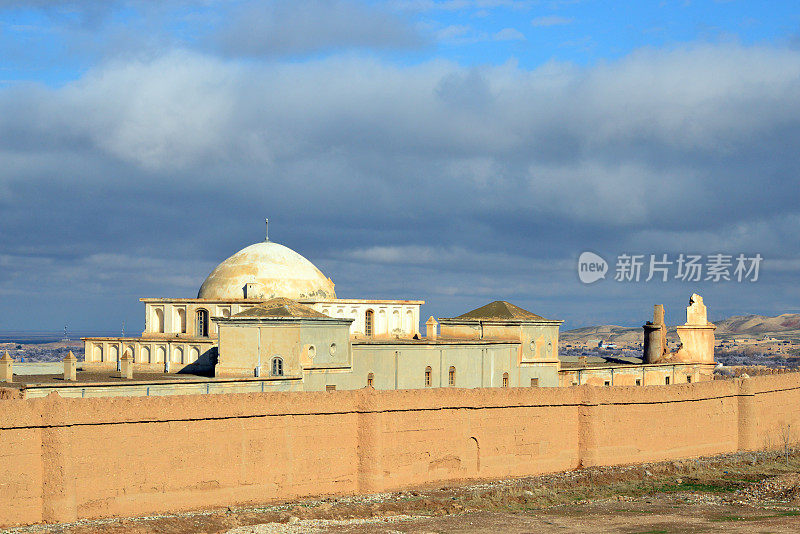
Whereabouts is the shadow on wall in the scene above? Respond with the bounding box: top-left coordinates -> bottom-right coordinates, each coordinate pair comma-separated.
469,436 -> 480,473
177,348 -> 217,377
429,436 -> 481,477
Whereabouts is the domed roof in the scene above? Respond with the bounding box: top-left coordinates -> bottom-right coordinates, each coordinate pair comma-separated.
197,240 -> 335,300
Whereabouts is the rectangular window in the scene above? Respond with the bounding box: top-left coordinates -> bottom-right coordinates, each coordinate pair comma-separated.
365,310 -> 374,337
604,381 -> 610,386
635,379 -> 641,386
326,385 -> 336,391
686,376 -> 692,383
530,378 -> 539,387
665,377 -> 670,385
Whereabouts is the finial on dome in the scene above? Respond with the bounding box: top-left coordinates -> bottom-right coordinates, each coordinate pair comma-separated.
265,218 -> 269,242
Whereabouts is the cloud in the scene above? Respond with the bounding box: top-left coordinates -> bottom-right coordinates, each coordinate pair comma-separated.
0,1 -> 425,64
60,51 -> 239,170
343,245 -> 571,272
435,24 -> 473,42
393,0 -> 533,11
212,0 -> 425,57
435,24 -> 525,45
531,15 -> 574,27
2,42 -> 800,329
493,28 -> 526,41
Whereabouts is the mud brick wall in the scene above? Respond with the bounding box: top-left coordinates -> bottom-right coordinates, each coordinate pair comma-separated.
2,375 -> 800,527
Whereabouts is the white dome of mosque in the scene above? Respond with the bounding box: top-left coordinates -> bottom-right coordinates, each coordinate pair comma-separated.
197,226 -> 335,300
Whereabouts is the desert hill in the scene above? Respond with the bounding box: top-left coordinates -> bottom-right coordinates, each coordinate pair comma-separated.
713,313 -> 800,335
561,325 -> 645,344
562,313 -> 800,344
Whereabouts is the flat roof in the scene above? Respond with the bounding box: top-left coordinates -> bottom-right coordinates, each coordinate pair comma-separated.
139,298 -> 425,305
81,336 -> 216,342
352,338 -> 519,346
3,370 -> 300,389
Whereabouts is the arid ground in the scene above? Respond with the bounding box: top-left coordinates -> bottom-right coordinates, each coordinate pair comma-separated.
7,450 -> 800,533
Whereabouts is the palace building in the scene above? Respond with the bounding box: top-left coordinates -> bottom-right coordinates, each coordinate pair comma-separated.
2,223 -> 715,398
80,224 -> 563,390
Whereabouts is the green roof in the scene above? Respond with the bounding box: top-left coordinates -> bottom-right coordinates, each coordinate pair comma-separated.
230,297 -> 331,319
451,300 -> 548,322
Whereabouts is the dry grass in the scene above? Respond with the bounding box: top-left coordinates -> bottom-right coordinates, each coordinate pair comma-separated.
454,450 -> 800,512
11,450 -> 800,533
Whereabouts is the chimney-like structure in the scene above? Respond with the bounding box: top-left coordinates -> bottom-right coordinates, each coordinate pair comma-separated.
643,304 -> 666,364
120,350 -> 134,379
675,294 -> 716,364
642,295 -> 716,365
63,351 -> 77,381
426,316 -> 438,341
0,351 -> 13,382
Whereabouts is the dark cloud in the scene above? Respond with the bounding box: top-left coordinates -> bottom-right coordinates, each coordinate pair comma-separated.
212,0 -> 425,57
0,1 -> 122,29
1,43 -> 799,330
0,1 -> 426,70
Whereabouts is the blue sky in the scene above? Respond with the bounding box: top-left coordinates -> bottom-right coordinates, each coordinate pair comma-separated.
4,1 -> 799,85
1,1 -> 800,332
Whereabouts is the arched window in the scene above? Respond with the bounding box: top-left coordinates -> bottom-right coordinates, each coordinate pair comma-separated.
177,308 -> 186,334
367,373 -> 374,388
271,357 -> 283,376
378,309 -> 387,334
153,308 -> 164,333
424,366 -> 432,387
196,309 -> 209,337
448,366 -> 456,387
365,309 -> 374,337
404,309 -> 413,333
502,372 -> 509,388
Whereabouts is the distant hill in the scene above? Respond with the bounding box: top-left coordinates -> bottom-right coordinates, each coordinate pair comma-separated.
561,325 -> 644,344
562,313 -> 800,344
714,314 -> 800,336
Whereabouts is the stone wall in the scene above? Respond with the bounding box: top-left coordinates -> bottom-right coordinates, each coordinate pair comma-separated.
2,374 -> 800,527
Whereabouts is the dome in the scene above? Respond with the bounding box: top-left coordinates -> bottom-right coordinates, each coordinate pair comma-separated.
197,240 -> 335,300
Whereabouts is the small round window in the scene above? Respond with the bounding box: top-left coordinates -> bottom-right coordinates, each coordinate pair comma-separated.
330,343 -> 337,355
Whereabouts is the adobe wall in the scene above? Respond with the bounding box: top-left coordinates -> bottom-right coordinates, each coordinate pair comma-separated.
2,374 -> 800,527
558,363 -> 715,387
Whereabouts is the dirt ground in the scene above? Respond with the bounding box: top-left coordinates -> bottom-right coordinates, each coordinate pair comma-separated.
7,451 -> 800,534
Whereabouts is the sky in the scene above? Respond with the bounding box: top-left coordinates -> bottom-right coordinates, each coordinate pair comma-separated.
1,0 -> 799,333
